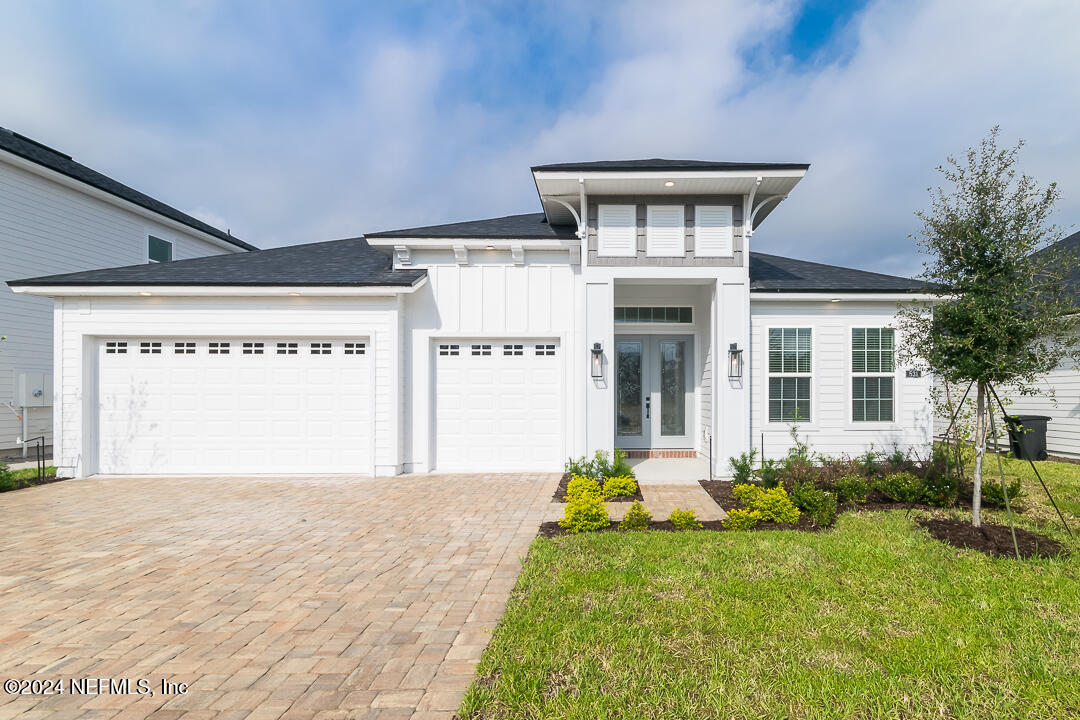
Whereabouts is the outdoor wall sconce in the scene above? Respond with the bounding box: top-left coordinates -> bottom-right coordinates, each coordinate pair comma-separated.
728,342 -> 744,379
591,342 -> 604,379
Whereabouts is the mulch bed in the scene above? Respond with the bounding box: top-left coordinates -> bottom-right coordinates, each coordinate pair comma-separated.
552,473 -> 644,503
920,518 -> 1065,559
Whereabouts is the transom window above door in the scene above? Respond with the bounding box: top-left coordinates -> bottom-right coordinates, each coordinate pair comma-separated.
615,306 -> 692,324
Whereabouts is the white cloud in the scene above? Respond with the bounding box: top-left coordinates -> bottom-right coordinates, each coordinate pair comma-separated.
1,0 -> 1078,278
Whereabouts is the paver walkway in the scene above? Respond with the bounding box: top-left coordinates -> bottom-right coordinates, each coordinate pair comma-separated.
0,473 -> 558,719
546,481 -> 727,522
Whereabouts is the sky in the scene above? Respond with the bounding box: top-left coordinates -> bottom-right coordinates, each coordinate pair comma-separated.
2,0 -> 1078,278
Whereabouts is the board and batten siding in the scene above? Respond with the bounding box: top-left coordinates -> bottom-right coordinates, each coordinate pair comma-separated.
0,157 -> 240,451
53,295 -> 399,477
401,250 -> 578,472
749,301 -> 933,460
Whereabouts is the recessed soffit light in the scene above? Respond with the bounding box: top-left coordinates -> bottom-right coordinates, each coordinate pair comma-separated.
139,291 -> 152,296
664,180 -> 675,187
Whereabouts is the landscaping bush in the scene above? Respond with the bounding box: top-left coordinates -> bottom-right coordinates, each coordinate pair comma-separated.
602,475 -> 638,498
721,508 -> 762,530
923,471 -> 958,507
566,475 -> 603,501
876,471 -> 927,503
728,449 -> 757,484
668,507 -> 702,530
832,473 -> 870,503
619,500 -> 652,530
757,458 -> 783,488
981,477 -> 1024,508
790,482 -> 837,526
564,448 -> 635,479
559,493 -> 610,533
733,483 -> 800,523
0,464 -> 13,493
857,448 -> 880,477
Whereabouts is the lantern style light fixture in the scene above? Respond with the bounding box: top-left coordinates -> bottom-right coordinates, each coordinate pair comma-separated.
727,342 -> 744,379
590,342 -> 604,379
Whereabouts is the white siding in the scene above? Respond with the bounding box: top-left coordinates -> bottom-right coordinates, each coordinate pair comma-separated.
645,205 -> 684,257
401,250 -> 577,472
0,157 -> 242,451
750,301 -> 933,460
997,350 -> 1080,458
597,204 -> 637,257
53,295 -> 399,477
695,205 -> 733,257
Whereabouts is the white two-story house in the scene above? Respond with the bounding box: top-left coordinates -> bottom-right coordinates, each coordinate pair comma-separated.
9,159 -> 934,478
0,127 -> 255,457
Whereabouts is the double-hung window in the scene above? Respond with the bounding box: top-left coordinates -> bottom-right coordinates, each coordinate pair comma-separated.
768,328 -> 812,423
851,328 -> 895,422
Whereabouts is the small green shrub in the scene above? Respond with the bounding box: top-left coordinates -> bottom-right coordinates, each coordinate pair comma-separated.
728,449 -> 758,484
566,474 -> 603,501
0,464 -> 14,493
757,458 -> 783,488
833,473 -> 870,503
857,448 -> 880,477
559,493 -> 610,533
734,483 -> 800,524
923,472 -> 958,507
722,508 -> 762,530
619,500 -> 652,530
876,471 -> 926,503
886,446 -> 907,466
668,507 -> 702,530
563,448 -> 635,479
981,478 -> 1024,508
732,483 -> 764,507
602,475 -> 638,498
790,482 -> 837,526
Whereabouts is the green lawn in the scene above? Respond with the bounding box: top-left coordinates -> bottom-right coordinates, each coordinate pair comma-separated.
462,458 -> 1080,720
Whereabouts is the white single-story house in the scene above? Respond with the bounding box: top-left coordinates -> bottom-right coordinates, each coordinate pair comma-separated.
8,159 -> 935,478
0,126 -> 254,456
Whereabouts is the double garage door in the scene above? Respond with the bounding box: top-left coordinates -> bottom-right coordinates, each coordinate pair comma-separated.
96,337 -> 372,474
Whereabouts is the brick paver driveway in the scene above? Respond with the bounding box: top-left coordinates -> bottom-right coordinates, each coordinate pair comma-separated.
0,473 -> 558,719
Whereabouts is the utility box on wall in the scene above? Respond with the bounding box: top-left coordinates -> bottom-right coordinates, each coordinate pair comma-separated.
16,372 -> 53,407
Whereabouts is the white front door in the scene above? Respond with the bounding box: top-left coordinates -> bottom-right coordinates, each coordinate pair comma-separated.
615,335 -> 694,450
433,339 -> 563,472
96,337 -> 373,474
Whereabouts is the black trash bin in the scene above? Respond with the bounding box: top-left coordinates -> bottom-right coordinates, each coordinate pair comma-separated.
1005,415 -> 1052,461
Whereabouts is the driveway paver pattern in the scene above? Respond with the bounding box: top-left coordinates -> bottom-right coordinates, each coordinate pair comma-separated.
0,473 -> 558,719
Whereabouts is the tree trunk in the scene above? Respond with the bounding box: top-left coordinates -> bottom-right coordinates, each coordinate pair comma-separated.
971,382 -> 986,527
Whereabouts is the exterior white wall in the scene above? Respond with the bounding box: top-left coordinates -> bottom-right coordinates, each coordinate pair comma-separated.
749,300 -> 933,462
995,342 -> 1080,459
0,156 -> 243,451
52,295 -> 399,477
400,249 -> 579,473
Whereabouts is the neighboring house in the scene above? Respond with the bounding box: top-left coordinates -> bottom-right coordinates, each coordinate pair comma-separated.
9,159 -> 934,478
996,231 -> 1080,458
0,126 -> 256,455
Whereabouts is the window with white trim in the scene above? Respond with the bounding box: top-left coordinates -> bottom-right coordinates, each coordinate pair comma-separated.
242,342 -> 265,355
148,235 -> 173,263
276,342 -> 298,355
471,344 -> 492,356
852,328 -> 895,422
105,341 -> 127,354
768,328 -> 811,423
503,344 -> 523,356
139,341 -> 162,354
344,342 -> 366,355
695,205 -> 733,257
535,343 -> 555,356
174,342 -> 195,354
208,342 -> 230,355
310,342 -> 331,355
438,344 -> 460,356
645,205 -> 684,257
596,204 -> 637,257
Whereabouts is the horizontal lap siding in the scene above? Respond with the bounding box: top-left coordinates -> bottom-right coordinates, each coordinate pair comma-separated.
0,159 -> 237,450
749,302 -> 933,461
56,296 -> 397,476
997,353 -> 1079,458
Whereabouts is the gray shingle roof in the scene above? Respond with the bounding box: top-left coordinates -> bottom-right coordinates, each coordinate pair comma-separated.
532,158 -> 810,172
0,126 -> 256,252
365,212 -> 578,239
749,252 -> 927,293
8,237 -> 424,287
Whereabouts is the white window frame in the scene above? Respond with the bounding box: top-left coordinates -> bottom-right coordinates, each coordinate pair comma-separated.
764,326 -> 815,426
694,205 -> 734,257
148,234 -> 173,263
596,204 -> 637,257
645,205 -> 685,257
848,326 -> 901,428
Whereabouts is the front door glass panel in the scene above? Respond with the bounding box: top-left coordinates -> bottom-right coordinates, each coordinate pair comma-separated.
616,341 -> 643,437
659,340 -> 686,436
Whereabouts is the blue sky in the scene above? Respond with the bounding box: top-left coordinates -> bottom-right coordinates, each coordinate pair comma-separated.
2,0 -> 1077,277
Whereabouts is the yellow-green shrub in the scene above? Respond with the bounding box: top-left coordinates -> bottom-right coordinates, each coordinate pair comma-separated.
566,474 -> 603,501
732,483 -> 764,507
619,500 -> 652,530
668,507 -> 702,530
603,475 -> 638,498
734,483 -> 800,524
722,508 -> 762,530
559,493 -> 609,533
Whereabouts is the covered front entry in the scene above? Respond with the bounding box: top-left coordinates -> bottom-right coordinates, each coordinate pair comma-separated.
615,334 -> 695,450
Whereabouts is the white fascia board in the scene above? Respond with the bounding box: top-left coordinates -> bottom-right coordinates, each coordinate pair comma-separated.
532,168 -> 808,182
749,292 -> 940,303
365,236 -> 578,249
0,150 -> 250,254
10,278 -> 428,298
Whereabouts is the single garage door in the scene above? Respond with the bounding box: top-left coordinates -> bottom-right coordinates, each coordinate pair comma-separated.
434,339 -> 562,472
96,337 -> 372,474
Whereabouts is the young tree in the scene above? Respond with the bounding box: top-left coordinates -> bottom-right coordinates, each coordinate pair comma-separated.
897,127 -> 1080,526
